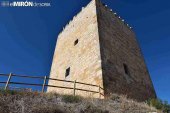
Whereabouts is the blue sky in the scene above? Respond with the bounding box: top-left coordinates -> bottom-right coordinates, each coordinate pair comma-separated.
0,0 -> 170,102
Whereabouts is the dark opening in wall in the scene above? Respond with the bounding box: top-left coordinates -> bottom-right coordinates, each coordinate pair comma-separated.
123,63 -> 129,75
65,67 -> 70,77
74,39 -> 78,46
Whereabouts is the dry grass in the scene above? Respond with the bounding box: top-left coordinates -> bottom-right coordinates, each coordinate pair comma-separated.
0,90 -> 161,113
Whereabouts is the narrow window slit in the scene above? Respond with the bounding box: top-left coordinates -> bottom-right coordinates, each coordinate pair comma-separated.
123,64 -> 129,75
74,39 -> 78,46
65,67 -> 70,77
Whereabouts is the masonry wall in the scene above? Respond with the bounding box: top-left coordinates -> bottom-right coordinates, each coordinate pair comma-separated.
47,0 -> 103,98
96,1 -> 156,101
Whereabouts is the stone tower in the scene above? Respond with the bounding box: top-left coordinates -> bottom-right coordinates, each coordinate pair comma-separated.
48,0 -> 156,101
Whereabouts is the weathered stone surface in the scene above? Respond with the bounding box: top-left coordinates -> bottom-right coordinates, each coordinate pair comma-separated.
48,0 -> 156,101
95,0 -> 156,101
47,0 -> 103,98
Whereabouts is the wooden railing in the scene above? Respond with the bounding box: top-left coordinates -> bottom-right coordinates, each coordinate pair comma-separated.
0,73 -> 104,98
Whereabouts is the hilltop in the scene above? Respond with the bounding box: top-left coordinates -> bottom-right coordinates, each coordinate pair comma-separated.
0,90 -> 161,113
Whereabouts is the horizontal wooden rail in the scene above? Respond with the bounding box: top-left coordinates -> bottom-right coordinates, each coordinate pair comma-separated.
75,88 -> 99,93
9,82 -> 43,86
100,93 -> 104,96
99,86 -> 104,90
0,81 -> 99,93
46,84 -> 74,90
12,74 -> 44,79
0,73 -> 8,76
0,82 -> 6,84
76,81 -> 99,87
48,77 -> 74,83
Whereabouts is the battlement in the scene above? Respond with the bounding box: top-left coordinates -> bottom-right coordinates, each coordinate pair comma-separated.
58,0 -> 133,39
58,0 -> 95,39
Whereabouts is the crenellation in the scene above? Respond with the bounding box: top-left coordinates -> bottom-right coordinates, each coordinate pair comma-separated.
98,1 -> 134,30
58,0 -> 96,40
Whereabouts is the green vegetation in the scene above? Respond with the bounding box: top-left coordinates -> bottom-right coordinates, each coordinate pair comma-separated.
147,98 -> 170,112
0,89 -> 18,95
62,94 -> 82,103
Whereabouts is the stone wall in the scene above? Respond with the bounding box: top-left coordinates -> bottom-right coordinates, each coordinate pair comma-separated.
96,0 -> 156,101
47,0 -> 104,98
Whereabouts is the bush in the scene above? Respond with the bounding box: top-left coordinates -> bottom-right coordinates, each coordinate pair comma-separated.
147,98 -> 170,112
0,89 -> 18,95
109,94 -> 120,102
62,94 -> 82,103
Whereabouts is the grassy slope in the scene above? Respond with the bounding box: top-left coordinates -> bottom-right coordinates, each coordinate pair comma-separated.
0,90 -> 161,113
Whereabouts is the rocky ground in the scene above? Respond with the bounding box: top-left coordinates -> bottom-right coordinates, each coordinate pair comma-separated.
0,90 -> 161,113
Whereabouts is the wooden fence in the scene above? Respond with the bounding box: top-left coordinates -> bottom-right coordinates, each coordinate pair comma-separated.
0,73 -> 104,98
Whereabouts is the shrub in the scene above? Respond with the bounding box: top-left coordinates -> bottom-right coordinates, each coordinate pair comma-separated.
80,104 -> 109,113
62,94 -> 82,103
0,89 -> 18,96
147,98 -> 170,112
109,94 -> 120,102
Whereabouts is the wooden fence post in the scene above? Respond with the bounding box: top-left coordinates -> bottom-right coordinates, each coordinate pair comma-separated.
73,80 -> 76,96
4,73 -> 12,90
99,85 -> 101,99
42,76 -> 47,93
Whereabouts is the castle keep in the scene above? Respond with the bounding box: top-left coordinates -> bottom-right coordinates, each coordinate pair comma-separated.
48,0 -> 156,101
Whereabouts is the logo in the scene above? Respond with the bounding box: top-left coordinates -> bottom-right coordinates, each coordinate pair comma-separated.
11,1 -> 34,7
1,1 -> 51,7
